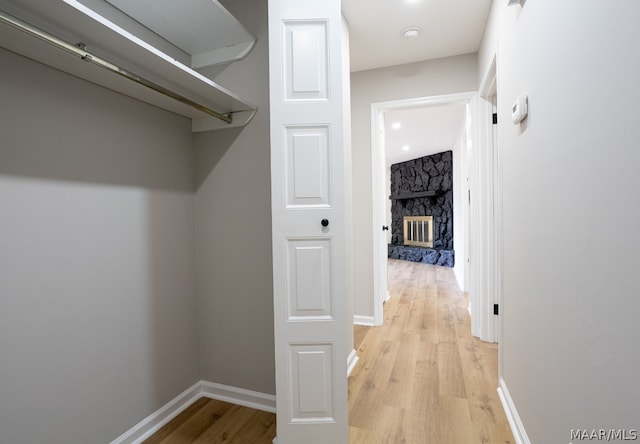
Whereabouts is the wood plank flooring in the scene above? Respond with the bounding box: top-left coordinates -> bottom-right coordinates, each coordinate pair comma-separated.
144,259 -> 513,443
142,398 -> 276,444
348,259 -> 514,444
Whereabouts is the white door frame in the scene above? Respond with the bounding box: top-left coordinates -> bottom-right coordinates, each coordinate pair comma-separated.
370,104 -> 389,326
469,55 -> 501,344
370,92 -> 476,327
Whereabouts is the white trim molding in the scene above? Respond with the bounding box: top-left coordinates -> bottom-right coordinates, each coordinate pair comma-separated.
497,378 -> 531,444
469,54 -> 502,345
110,381 -> 276,444
353,314 -> 376,326
200,381 -> 276,413
110,381 -> 202,444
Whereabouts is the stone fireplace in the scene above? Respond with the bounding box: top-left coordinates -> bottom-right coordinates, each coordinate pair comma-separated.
388,150 -> 454,267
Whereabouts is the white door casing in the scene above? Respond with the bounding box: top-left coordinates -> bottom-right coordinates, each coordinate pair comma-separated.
469,56 -> 501,344
370,93 -> 475,328
370,106 -> 387,326
268,1 -> 349,443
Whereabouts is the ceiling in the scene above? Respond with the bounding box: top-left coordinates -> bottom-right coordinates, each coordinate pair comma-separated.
384,103 -> 466,166
342,0 -> 491,166
342,0 -> 492,73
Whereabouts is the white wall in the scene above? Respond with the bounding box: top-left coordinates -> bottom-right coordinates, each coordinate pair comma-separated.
193,0 -> 275,395
0,49 -> 199,444
452,120 -> 468,292
480,1 -> 640,442
351,54 -> 478,317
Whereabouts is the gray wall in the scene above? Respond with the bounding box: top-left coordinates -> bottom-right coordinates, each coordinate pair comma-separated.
351,54 -> 478,318
193,0 -> 275,395
480,1 -> 640,442
0,48 -> 199,443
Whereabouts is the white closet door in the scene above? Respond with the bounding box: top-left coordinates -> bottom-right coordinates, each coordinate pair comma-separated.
268,0 -> 348,443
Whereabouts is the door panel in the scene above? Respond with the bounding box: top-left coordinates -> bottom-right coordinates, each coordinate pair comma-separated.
284,21 -> 328,101
268,1 -> 348,442
286,239 -> 333,320
285,126 -> 330,207
289,344 -> 334,421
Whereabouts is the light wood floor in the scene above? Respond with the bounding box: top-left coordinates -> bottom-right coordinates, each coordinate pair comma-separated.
349,259 -> 514,443
144,259 -> 513,443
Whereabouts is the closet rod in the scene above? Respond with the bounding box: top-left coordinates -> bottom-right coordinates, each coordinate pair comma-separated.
0,9 -> 233,124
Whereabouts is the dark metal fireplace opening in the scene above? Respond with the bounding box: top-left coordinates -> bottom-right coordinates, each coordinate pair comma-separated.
403,215 -> 433,248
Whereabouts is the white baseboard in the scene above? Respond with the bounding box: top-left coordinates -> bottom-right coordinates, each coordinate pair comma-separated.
347,349 -> 359,376
110,380 -> 276,444
353,315 -> 376,326
200,380 -> 276,413
497,377 -> 531,444
110,381 -> 202,444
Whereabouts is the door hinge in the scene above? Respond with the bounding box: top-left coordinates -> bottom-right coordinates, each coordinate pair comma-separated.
468,189 -> 471,205
492,113 -> 498,124
493,304 -> 499,315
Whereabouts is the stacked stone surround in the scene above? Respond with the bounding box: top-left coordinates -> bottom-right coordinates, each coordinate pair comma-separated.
388,244 -> 454,267
389,150 -> 454,267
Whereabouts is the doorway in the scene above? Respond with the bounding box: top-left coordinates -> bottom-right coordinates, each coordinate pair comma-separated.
370,92 -> 476,327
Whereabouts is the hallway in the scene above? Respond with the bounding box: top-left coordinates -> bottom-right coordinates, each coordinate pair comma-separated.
348,259 -> 514,443
143,259 -> 514,443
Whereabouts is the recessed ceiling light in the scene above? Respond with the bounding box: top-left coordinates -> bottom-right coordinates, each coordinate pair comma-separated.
392,122 -> 402,130
402,145 -> 410,151
402,27 -> 420,40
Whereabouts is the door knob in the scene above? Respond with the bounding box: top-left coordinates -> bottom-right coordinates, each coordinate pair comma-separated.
321,219 -> 329,227
382,225 -> 389,231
